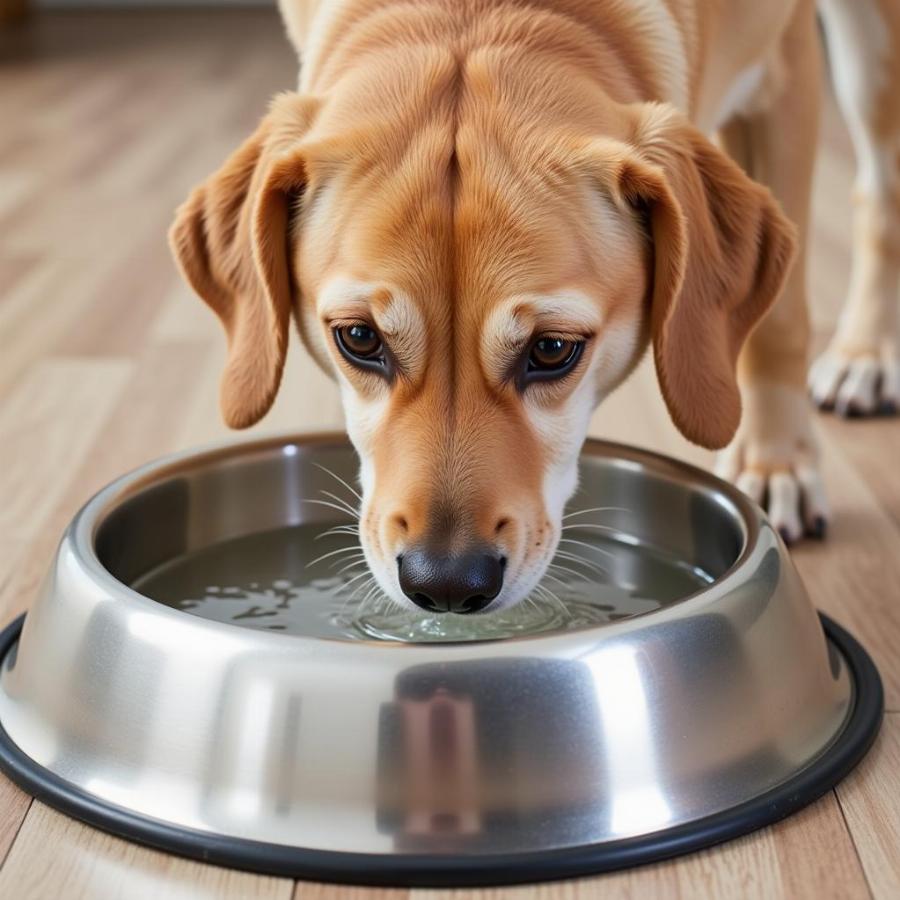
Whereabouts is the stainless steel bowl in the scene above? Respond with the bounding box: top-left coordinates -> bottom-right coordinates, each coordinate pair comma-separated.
0,435 -> 882,887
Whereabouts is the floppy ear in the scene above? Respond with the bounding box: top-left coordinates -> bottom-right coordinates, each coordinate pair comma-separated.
591,104 -> 796,449
169,93 -> 317,428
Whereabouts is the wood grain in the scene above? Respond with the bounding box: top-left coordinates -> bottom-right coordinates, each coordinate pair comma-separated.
837,714 -> 900,900
0,9 -> 896,899
0,803 -> 293,900
295,885 -> 410,900
0,359 -> 132,543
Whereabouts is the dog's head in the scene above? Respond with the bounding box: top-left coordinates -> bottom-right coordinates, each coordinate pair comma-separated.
170,85 -> 794,615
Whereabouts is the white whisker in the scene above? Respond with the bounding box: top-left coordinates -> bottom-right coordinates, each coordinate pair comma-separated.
315,525 -> 360,540
306,545 -> 366,568
301,498 -> 360,520
562,506 -> 630,520
329,551 -> 367,566
337,576 -> 376,615
533,584 -> 567,615
547,561 -> 595,581
554,549 -> 608,574
558,537 -> 618,561
319,490 -> 360,518
361,586 -> 386,611
336,569 -> 374,594
541,569 -> 573,586
351,581 -> 388,618
313,462 -> 363,501
553,557 -> 608,580
561,523 -> 619,534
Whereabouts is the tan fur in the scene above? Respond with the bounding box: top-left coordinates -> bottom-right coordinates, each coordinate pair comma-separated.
581,104 -> 795,447
170,0 -> 900,603
169,94 -> 318,428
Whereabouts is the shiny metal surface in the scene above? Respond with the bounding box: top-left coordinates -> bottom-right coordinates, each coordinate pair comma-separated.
0,434 -> 852,856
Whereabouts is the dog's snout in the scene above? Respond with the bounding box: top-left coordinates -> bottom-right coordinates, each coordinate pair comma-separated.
398,547 -> 504,614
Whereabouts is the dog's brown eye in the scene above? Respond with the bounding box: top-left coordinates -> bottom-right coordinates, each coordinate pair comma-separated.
518,335 -> 585,388
337,323 -> 382,359
529,337 -> 578,370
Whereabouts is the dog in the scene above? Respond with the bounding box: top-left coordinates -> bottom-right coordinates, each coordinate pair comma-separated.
170,0 -> 900,614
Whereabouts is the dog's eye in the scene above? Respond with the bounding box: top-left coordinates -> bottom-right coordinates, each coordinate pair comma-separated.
335,323 -> 383,360
526,337 -> 583,381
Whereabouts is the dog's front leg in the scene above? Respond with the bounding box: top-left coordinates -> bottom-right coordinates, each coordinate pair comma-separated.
715,0 -> 829,542
808,0 -> 900,416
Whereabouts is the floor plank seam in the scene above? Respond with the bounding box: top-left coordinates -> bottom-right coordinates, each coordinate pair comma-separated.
0,797 -> 33,874
834,788 -> 876,900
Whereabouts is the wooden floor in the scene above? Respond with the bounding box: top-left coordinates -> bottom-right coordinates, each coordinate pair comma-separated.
0,10 -> 899,899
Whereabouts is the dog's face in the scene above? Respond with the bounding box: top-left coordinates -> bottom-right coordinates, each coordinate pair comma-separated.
294,142 -> 652,612
170,91 -> 794,614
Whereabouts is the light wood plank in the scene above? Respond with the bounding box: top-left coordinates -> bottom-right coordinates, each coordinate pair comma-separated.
0,803 -> 293,900
0,359 -> 132,544
818,415 -> 900,530
837,713 -> 900,900
791,443 -> 900,712
294,884 -> 409,900
0,777 -> 29,869
0,343 -> 211,626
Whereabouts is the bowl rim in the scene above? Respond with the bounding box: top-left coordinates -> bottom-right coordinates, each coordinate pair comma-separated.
69,432 -> 763,649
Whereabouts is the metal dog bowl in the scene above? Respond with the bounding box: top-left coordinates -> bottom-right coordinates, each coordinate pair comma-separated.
0,435 -> 882,886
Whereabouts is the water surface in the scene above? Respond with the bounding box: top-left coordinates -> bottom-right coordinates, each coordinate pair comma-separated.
132,522 -> 711,642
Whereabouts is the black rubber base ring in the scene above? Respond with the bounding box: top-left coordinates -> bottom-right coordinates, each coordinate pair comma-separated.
0,612 -> 883,888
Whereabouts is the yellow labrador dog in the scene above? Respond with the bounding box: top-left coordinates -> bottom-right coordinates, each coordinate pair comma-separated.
170,0 -> 900,614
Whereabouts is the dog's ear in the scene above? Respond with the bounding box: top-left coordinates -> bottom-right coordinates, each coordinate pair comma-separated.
169,93 -> 318,428
587,104 -> 796,449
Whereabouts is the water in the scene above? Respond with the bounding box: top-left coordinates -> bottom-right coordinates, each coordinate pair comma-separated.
131,522 -> 712,643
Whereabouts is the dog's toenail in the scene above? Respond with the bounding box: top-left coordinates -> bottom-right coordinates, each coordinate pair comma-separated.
809,516 -> 827,540
777,527 -> 794,546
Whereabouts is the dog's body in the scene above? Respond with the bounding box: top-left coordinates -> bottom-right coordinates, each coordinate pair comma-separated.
171,0 -> 900,613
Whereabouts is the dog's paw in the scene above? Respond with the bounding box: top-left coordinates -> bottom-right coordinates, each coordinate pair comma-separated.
808,348 -> 900,417
716,384 -> 829,544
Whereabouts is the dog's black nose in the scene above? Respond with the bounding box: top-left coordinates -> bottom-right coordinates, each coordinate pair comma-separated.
398,548 -> 504,614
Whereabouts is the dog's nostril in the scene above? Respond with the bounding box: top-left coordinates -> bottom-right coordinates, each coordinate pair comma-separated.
392,515 -> 409,533
461,594 -> 488,613
413,592 -> 442,612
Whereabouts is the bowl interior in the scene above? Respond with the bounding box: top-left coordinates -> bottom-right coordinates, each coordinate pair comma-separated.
92,438 -> 748,642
